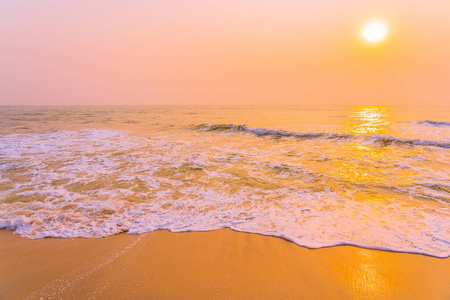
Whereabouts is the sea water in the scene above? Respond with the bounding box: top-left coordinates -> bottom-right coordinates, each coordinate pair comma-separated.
0,106 -> 449,257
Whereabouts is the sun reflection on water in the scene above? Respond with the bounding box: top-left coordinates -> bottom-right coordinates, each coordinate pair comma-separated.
331,142 -> 382,184
345,106 -> 391,135
330,107 -> 392,187
330,106 -> 412,193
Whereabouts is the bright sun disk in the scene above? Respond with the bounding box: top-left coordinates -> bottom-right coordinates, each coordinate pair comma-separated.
362,21 -> 388,44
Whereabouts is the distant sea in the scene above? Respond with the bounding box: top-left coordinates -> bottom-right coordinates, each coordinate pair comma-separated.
0,106 -> 449,257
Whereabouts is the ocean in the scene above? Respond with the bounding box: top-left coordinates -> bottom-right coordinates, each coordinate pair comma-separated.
0,106 -> 449,257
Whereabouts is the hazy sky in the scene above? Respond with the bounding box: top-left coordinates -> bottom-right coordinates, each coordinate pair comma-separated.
1,1 -> 450,106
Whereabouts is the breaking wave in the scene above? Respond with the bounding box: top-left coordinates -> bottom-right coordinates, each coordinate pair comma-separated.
418,120 -> 450,127
189,123 -> 349,139
190,124 -> 450,148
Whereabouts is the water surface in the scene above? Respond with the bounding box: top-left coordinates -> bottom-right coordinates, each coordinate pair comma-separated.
0,106 -> 449,257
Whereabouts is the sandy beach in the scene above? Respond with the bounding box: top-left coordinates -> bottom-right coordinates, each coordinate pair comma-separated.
0,229 -> 449,300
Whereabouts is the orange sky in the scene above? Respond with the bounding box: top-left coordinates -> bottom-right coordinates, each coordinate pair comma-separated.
1,1 -> 449,106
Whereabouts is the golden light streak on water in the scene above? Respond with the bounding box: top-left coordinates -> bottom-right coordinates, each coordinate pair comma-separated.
331,107 -> 391,186
331,142 -> 383,184
331,106 -> 414,201
345,106 -> 391,135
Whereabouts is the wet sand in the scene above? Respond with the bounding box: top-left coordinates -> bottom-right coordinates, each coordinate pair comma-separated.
0,228 -> 449,299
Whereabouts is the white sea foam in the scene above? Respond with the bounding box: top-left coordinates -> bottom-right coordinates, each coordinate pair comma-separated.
0,128 -> 449,257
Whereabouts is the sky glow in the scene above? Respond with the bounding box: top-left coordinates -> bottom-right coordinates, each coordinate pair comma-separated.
0,1 -> 449,106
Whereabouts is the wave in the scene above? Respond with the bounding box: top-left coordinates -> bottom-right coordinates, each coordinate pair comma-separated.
189,124 -> 450,148
366,135 -> 450,149
418,120 -> 450,127
189,124 -> 351,140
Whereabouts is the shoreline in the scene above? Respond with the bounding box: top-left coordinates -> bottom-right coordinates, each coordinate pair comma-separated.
1,228 -> 449,299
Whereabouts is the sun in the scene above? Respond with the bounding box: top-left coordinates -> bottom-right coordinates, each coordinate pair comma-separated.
362,21 -> 388,44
